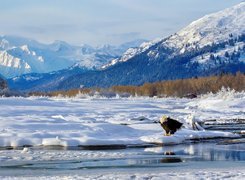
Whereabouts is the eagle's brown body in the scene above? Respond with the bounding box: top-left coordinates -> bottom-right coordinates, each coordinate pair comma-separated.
160,116 -> 183,136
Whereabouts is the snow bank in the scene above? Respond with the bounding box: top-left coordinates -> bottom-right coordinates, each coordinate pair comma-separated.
0,92 -> 243,147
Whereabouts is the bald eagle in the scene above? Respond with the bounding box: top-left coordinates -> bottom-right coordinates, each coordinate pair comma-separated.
159,116 -> 183,136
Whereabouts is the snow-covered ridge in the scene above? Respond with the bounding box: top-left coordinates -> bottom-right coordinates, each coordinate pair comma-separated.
101,38 -> 161,69
163,2 -> 245,54
188,41 -> 245,70
0,50 -> 31,78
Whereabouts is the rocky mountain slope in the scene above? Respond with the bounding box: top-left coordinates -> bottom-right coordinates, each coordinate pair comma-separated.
0,74 -> 8,95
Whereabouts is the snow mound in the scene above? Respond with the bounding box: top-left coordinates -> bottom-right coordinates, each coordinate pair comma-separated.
141,129 -> 238,145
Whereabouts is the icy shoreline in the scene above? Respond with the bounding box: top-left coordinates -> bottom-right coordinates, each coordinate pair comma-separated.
1,163 -> 245,180
0,141 -> 244,179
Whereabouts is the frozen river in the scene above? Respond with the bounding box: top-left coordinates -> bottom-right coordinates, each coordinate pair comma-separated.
0,141 -> 244,179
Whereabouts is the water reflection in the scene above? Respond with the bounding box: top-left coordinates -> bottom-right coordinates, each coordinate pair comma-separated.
129,156 -> 183,166
144,142 -> 245,161
0,142 -> 244,171
164,151 -> 176,155
160,157 -> 182,163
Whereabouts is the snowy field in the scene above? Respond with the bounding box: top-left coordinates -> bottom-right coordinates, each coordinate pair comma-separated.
0,90 -> 244,179
0,90 -> 244,148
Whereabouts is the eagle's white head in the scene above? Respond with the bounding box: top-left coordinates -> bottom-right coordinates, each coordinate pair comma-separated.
160,115 -> 168,124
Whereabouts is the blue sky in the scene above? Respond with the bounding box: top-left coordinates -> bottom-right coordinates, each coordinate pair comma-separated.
0,0 -> 242,46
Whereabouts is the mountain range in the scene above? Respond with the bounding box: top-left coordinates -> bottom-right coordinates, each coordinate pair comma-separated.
0,36 -> 146,78
7,2 -> 245,92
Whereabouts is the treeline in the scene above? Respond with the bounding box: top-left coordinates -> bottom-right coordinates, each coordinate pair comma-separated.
29,88 -> 94,97
111,72 -> 244,97
30,72 -> 245,98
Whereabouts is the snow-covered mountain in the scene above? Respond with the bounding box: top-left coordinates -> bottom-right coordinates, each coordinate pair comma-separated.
72,39 -> 146,69
104,2 -> 245,69
8,2 -> 245,91
0,37 -> 73,78
60,2 -> 244,88
101,38 -> 161,69
0,36 -> 146,78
